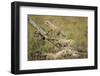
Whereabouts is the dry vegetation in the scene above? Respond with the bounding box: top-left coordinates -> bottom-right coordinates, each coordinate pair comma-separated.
28,15 -> 88,61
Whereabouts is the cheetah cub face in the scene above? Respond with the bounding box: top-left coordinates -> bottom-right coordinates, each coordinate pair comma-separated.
44,20 -> 50,26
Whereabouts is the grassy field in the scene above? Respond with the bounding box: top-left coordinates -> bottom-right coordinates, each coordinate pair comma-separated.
28,15 -> 88,61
